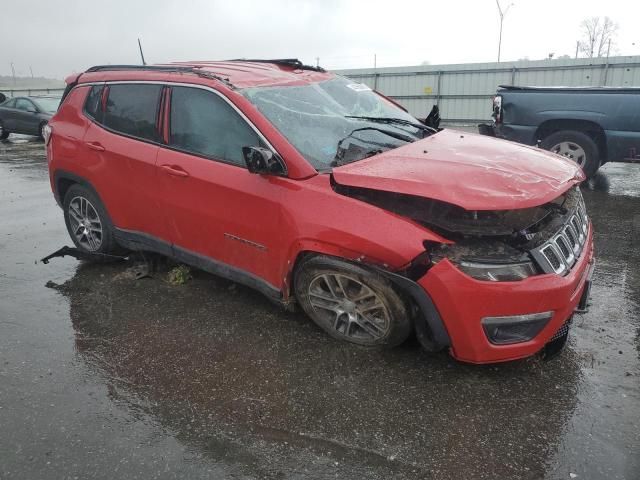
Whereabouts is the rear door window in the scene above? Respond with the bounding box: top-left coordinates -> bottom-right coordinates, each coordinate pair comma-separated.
3,98 -> 16,108
169,86 -> 260,166
103,84 -> 162,142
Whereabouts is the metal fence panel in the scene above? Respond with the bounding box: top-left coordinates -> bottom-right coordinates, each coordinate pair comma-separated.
337,56 -> 640,123
0,87 -> 65,98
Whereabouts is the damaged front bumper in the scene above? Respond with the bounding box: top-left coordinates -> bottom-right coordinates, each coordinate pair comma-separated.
418,226 -> 594,364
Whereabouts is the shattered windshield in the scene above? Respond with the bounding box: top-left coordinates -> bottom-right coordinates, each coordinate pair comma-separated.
241,76 -> 430,169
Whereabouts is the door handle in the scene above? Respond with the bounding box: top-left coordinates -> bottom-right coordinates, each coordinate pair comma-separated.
160,164 -> 189,177
85,141 -> 105,152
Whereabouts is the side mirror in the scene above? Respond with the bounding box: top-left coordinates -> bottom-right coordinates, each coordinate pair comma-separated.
27,107 -> 38,114
242,146 -> 286,176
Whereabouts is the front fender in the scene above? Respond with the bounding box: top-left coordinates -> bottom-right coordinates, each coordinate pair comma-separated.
277,175 -> 445,300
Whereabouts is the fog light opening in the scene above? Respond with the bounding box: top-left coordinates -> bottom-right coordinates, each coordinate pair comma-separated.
482,311 -> 553,345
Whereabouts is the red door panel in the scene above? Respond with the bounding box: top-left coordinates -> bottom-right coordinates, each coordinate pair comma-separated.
156,148 -> 286,287
82,122 -> 168,242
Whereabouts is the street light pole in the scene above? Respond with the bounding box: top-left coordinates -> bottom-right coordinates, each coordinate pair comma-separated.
496,0 -> 514,62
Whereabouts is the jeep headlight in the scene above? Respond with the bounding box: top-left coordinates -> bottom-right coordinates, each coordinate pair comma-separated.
457,260 -> 537,282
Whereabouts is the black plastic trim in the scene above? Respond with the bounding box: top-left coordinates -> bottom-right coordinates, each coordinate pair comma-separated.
172,244 -> 281,301
114,228 -> 282,303
84,65 -> 235,89
113,228 -> 172,257
52,170 -> 101,207
87,65 -> 195,73
376,268 -> 451,350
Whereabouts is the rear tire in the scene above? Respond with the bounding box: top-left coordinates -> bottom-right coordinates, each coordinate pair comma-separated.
0,121 -> 9,140
294,255 -> 412,347
63,184 -> 121,260
540,130 -> 600,179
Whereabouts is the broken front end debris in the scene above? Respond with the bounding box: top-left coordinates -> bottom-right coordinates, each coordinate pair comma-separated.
335,182 -> 594,363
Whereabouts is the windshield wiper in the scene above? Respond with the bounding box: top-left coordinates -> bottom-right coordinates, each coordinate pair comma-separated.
345,115 -> 437,134
331,126 -> 414,167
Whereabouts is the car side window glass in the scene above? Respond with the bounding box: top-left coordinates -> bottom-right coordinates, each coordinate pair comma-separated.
16,99 -> 34,111
84,85 -> 104,122
4,99 -> 16,108
103,84 -> 162,142
170,86 -> 260,166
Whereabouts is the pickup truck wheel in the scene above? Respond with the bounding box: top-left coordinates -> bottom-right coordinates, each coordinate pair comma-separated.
63,184 -> 121,260
294,255 -> 412,347
0,121 -> 9,140
540,130 -> 600,178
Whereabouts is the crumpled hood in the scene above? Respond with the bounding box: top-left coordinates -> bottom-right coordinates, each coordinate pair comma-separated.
331,129 -> 584,210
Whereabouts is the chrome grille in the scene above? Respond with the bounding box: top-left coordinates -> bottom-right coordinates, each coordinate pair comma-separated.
555,235 -> 571,259
540,244 -> 563,274
571,216 -> 585,243
563,225 -> 577,251
531,191 -> 589,275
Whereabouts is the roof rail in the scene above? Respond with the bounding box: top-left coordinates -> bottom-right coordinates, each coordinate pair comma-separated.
83,64 -> 235,89
226,58 -> 325,72
86,65 -> 193,73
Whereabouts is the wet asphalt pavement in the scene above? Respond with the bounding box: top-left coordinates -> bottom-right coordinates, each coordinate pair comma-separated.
0,136 -> 639,480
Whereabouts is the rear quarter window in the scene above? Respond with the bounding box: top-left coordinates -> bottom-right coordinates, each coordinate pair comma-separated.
84,85 -> 104,121
103,84 -> 162,142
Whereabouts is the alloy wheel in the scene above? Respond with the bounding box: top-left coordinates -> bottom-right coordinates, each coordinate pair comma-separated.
307,273 -> 391,341
550,141 -> 587,167
68,196 -> 103,251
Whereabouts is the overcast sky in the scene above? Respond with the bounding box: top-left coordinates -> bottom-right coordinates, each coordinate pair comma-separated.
2,0 -> 639,79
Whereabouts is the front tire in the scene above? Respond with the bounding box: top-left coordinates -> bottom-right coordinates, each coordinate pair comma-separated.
294,255 -> 412,347
540,130 -> 600,178
63,184 -> 120,259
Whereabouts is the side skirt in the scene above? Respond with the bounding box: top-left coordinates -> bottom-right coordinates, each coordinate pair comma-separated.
114,228 -> 283,305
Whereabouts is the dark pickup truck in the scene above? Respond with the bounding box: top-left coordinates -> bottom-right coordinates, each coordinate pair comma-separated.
479,86 -> 640,178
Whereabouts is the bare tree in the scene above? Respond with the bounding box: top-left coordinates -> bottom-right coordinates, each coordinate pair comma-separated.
577,17 -> 618,58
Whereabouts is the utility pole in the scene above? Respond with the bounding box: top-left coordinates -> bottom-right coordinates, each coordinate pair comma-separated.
602,38 -> 612,86
137,38 -> 146,65
29,66 -> 34,79
10,62 -> 16,85
374,53 -> 377,69
316,57 -> 320,68
496,0 -> 514,62
575,40 -> 580,59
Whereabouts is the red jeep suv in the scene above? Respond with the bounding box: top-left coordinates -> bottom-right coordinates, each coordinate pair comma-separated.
46,60 -> 594,364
